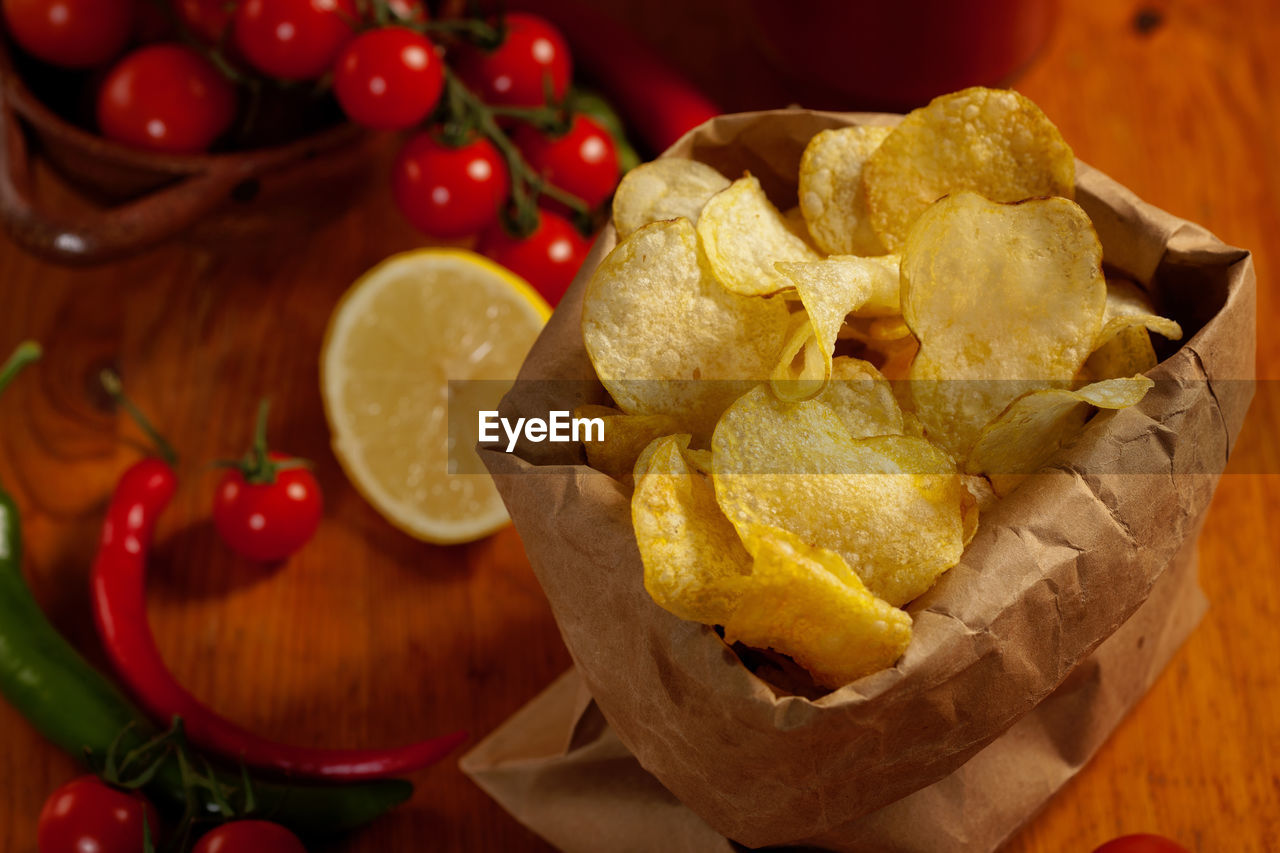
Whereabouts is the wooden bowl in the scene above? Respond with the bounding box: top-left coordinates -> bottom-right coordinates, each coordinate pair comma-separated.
0,37 -> 367,266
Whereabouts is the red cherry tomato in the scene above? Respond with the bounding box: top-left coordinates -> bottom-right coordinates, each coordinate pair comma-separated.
454,12 -> 571,108
193,820 -> 307,853
233,0 -> 356,80
37,776 -> 159,853
214,451 -> 323,563
479,210 -> 590,305
392,133 -> 509,239
1092,835 -> 1190,853
178,0 -> 237,42
97,44 -> 237,154
334,27 -> 443,131
514,115 -> 620,210
1,0 -> 134,68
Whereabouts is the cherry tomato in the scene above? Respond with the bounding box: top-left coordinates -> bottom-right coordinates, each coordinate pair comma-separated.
37,776 -> 159,853
1,0 -> 134,68
392,133 -> 509,239
193,820 -> 307,853
97,44 -> 237,154
514,115 -> 619,210
1092,835 -> 1190,853
334,27 -> 443,131
178,0 -> 237,43
454,12 -> 571,108
479,210 -> 590,305
214,451 -> 323,563
233,0 -> 356,80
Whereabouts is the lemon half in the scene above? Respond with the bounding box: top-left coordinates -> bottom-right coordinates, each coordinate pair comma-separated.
321,249 -> 549,544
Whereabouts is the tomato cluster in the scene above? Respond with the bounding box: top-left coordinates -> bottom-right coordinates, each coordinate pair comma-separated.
1,0 -> 627,305
37,775 -> 306,853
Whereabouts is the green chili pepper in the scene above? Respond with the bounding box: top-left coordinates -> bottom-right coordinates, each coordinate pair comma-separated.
0,343 -> 411,838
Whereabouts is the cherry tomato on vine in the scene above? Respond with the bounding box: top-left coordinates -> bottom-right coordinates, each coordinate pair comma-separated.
233,0 -> 357,80
334,27 -> 443,131
1,0 -> 134,68
515,115 -> 620,211
214,451 -> 322,563
1092,836 -> 1190,853
97,44 -> 237,154
392,133 -> 509,239
37,776 -> 159,853
479,210 -> 590,306
177,0 -> 237,43
454,12 -> 572,108
193,820 -> 307,853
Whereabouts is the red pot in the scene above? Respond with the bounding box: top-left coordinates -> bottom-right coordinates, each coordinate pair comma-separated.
743,0 -> 1056,110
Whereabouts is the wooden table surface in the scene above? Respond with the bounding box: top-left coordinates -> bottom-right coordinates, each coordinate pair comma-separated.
1,0 -> 1277,850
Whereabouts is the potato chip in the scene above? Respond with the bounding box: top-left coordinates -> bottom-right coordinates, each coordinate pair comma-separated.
769,257 -> 889,400
864,87 -> 1076,250
770,310 -> 829,401
965,376 -> 1154,495
1080,278 -> 1183,381
902,192 -> 1106,459
781,255 -> 900,318
798,125 -> 894,256
838,315 -> 920,381
959,475 -> 992,544
723,525 -> 912,689
782,205 -> 821,251
573,404 -> 686,484
821,358 -> 905,438
711,384 -> 965,606
697,175 -> 821,296
632,434 -> 752,625
582,218 -> 791,439
839,312 -> 911,343
611,157 -> 731,239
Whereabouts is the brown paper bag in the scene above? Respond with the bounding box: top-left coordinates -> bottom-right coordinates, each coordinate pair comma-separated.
467,110 -> 1255,849
462,533 -> 1205,852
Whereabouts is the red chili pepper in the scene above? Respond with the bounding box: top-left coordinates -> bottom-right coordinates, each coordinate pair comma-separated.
91,374 -> 467,781
512,0 -> 721,152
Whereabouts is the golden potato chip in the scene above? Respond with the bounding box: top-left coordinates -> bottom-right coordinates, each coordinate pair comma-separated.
864,87 -> 1076,250
711,384 -> 965,606
697,175 -> 821,296
902,192 -> 1106,459
867,314 -> 911,339
965,376 -> 1154,495
798,125 -> 894,256
821,357 -> 905,438
582,219 -> 791,439
723,525 -> 912,689
632,434 -> 752,625
1080,278 -> 1183,381
837,315 -> 920,381
769,257 -> 891,400
782,205 -> 821,251
611,157 -> 731,239
573,404 -> 686,483
770,310 -> 829,401
959,475 -> 993,544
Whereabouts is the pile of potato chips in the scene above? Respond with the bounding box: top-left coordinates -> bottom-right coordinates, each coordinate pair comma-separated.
578,87 -> 1182,690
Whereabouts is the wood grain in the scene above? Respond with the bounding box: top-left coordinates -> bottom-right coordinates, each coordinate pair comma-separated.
1,0 -> 1277,850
